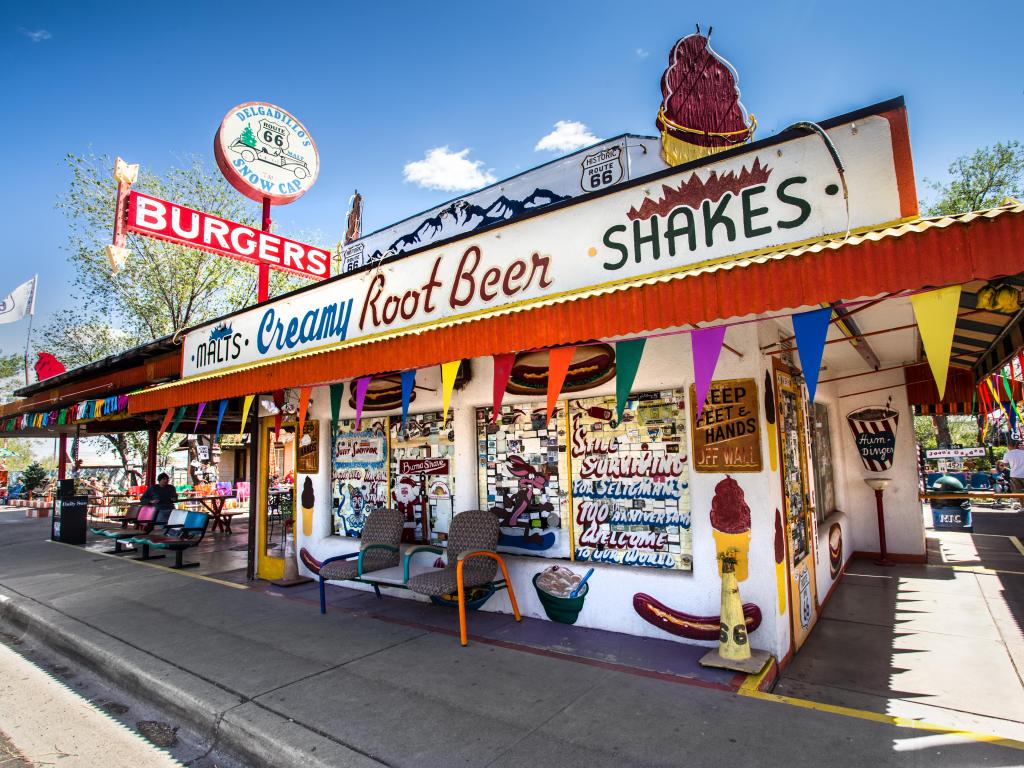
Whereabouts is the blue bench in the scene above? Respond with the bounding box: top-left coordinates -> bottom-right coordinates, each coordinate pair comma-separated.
129,511 -> 210,569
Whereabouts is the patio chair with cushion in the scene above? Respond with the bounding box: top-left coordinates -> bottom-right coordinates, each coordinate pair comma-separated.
318,508 -> 404,613
405,509 -> 521,646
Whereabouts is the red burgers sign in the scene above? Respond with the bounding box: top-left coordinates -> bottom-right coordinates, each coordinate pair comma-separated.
126,191 -> 330,280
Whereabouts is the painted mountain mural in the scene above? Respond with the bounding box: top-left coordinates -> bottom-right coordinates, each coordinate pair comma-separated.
370,188 -> 571,262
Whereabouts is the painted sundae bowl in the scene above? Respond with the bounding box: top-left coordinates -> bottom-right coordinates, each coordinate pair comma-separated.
533,565 -> 589,625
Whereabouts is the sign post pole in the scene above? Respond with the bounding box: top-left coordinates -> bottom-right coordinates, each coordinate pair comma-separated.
259,197 -> 272,303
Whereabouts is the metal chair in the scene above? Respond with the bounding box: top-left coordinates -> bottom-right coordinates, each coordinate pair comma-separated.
318,508 -> 404,612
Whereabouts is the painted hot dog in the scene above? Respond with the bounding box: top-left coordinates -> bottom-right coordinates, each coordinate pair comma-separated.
632,592 -> 762,641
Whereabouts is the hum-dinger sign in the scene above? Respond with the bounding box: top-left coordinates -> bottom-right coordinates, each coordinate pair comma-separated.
181,99 -> 915,379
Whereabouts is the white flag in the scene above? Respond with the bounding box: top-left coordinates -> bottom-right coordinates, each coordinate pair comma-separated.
0,277 -> 36,324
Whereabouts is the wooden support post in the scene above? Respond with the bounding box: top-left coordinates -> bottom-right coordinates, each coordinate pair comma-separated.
146,424 -> 158,486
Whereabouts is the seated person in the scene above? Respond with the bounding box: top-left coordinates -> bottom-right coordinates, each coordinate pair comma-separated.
140,473 -> 179,524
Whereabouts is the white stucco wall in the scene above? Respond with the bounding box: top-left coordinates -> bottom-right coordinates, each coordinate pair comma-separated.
291,322 -> 791,658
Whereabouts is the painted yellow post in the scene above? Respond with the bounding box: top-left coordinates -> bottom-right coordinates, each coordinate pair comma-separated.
719,551 -> 751,662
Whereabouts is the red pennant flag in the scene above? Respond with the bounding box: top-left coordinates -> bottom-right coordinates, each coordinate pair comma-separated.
491,353 -> 515,423
546,347 -> 577,422
297,387 -> 312,437
156,408 -> 174,439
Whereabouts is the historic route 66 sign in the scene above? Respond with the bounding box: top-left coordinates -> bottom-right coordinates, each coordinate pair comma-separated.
580,146 -> 624,192
214,102 -> 319,205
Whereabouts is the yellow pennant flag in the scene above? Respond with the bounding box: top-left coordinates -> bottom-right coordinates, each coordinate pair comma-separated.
239,394 -> 255,435
441,360 -> 461,423
910,285 -> 961,399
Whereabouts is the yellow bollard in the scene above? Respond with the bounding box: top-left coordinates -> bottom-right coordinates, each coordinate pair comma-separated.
719,550 -> 751,662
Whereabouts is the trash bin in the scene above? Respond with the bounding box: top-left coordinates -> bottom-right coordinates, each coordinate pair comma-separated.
51,495 -> 88,545
929,475 -> 973,531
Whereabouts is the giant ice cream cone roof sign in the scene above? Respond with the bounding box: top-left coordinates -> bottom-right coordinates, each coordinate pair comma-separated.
214,102 -> 319,205
657,28 -> 755,166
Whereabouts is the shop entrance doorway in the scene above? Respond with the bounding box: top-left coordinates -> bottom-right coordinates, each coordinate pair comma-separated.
773,362 -> 820,651
257,420 -> 296,580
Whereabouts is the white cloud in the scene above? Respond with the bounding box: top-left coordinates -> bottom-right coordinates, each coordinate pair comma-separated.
19,28 -> 51,42
403,146 -> 496,192
534,120 -> 599,153
635,48 -> 649,59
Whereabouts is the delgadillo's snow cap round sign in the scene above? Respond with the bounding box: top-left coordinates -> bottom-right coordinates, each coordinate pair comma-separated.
214,102 -> 319,205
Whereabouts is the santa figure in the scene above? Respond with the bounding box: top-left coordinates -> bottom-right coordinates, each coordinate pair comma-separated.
392,475 -> 422,543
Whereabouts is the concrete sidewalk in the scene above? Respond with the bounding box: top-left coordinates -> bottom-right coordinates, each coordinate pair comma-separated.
1,511 -> 1023,767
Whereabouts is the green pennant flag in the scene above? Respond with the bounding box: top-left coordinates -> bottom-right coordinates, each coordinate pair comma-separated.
615,339 -> 646,419
168,405 -> 186,436
330,383 -> 345,425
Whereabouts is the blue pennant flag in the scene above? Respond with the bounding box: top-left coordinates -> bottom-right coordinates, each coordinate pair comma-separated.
791,307 -> 832,403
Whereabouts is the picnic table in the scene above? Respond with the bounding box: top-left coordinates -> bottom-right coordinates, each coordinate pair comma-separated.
182,493 -> 239,533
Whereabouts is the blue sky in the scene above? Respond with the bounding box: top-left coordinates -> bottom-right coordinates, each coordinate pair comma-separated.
2,0 -> 1022,363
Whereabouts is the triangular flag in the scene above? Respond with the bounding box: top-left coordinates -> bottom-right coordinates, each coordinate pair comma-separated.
214,399 -> 228,441
297,386 -> 312,437
791,307 -> 833,403
491,353 -> 515,423
272,390 -> 285,441
239,394 -> 255,435
193,401 -> 207,432
546,347 -> 577,422
690,326 -> 726,421
910,285 -> 961,400
354,377 -> 372,430
400,370 -> 416,427
168,405 -> 186,436
441,361 -> 461,424
329,383 -> 345,424
615,339 -> 646,420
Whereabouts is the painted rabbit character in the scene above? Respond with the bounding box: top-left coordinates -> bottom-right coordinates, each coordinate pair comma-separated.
491,455 -> 554,537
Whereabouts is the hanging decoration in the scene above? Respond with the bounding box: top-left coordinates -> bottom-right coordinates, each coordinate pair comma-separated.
791,307 -> 832,403
272,389 -> 285,440
168,405 -> 186,436
546,347 -> 577,421
764,371 -> 778,472
354,376 -> 372,430
491,353 -> 515,422
910,285 -> 961,399
193,401 -> 207,432
400,370 -> 416,427
239,394 -> 255,435
297,386 -> 312,437
157,408 -> 174,439
655,27 -> 755,167
846,405 -> 900,472
214,399 -> 229,441
614,339 -> 646,420
441,360 -> 461,423
691,326 -> 727,421
329,382 -> 345,424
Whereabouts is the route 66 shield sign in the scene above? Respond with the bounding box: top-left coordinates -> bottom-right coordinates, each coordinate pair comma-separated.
580,146 -> 624,192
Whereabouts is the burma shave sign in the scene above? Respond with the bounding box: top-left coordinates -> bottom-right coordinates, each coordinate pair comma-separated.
126,191 -> 330,280
181,100 -> 915,378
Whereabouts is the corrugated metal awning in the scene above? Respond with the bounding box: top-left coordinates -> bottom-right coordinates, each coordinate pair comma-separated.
129,202 -> 1024,414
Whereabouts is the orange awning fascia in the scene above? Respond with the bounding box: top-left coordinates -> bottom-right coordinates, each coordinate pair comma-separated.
129,204 -> 1024,415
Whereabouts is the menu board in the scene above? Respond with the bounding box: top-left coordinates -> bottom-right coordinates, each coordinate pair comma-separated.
332,418 -> 389,537
476,403 -> 570,558
689,378 -> 762,473
568,390 -> 692,570
390,412 -> 455,543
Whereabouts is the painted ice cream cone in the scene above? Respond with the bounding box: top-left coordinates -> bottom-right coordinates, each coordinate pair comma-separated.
300,477 -> 314,537
710,476 -> 751,582
775,508 -> 787,615
655,30 -> 755,168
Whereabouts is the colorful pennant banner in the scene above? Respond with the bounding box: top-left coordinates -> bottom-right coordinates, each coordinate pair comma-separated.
441,360 -> 461,423
491,353 -> 515,423
791,307 -> 832,403
691,326 -> 726,421
400,370 -> 416,427
546,346 -> 576,422
615,339 -> 646,420
910,285 -> 961,400
354,377 -> 372,429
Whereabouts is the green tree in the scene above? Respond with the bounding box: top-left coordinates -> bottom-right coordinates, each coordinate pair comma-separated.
925,140 -> 1024,215
0,351 -> 22,402
20,460 -> 48,497
240,124 -> 257,148
41,153 -> 311,475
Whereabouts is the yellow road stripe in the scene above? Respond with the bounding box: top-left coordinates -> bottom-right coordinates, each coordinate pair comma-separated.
51,541 -> 249,590
739,665 -> 1024,751
1010,537 -> 1024,558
